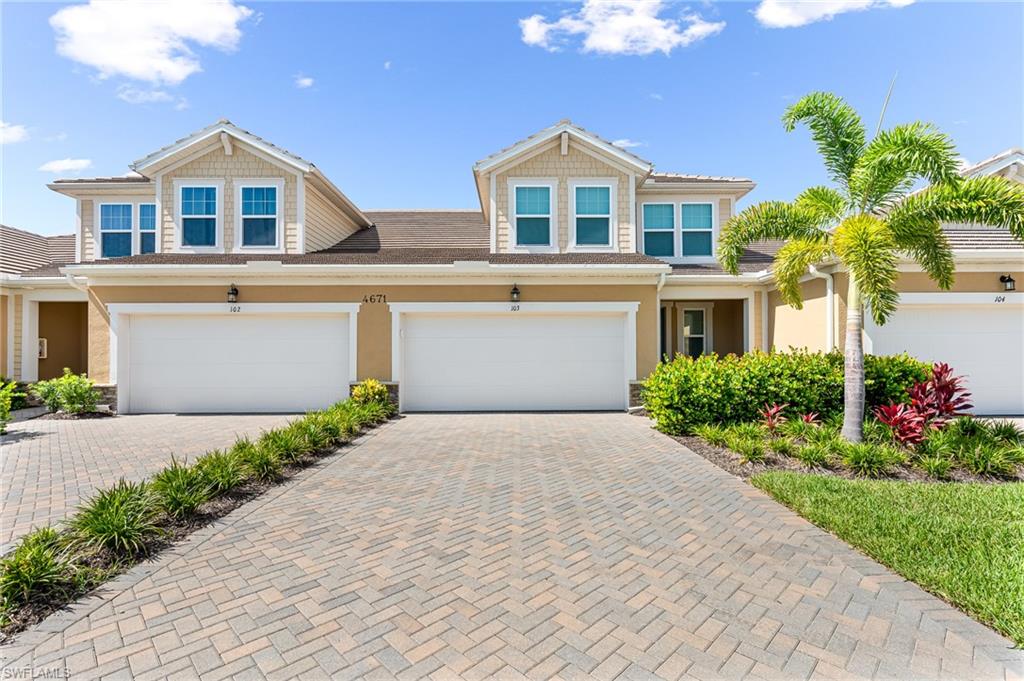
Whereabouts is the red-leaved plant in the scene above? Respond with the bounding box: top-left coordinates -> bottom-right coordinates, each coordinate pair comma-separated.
907,362 -> 973,427
873,403 -> 927,446
758,402 -> 788,433
799,412 -> 820,425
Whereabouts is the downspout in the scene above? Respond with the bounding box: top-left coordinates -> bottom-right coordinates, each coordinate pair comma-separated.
65,272 -> 89,294
807,266 -> 834,350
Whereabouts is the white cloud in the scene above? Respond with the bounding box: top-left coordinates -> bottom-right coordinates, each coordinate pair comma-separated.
38,158 -> 93,174
294,74 -> 314,89
383,60 -> 392,70
116,85 -> 174,104
44,132 -> 69,142
612,138 -> 645,148
520,0 -> 725,55
0,121 -> 29,144
649,92 -> 664,101
754,0 -> 914,28
50,0 -> 253,85
174,98 -> 190,111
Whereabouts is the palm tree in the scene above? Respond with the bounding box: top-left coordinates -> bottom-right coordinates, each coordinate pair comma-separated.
718,92 -> 1024,442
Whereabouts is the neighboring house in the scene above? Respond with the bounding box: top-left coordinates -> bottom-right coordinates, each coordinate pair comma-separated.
766,148 -> 1024,414
0,121 -> 1019,414
0,225 -> 85,380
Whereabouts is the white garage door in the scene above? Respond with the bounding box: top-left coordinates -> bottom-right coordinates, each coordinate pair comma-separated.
400,312 -> 628,411
126,313 -> 351,413
865,300 -> 1024,415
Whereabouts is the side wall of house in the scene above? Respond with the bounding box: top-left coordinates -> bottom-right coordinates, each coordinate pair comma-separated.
0,293 -> 7,377
767,278 -> 831,352
304,182 -> 361,252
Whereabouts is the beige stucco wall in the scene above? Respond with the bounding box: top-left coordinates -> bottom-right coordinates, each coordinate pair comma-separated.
767,278 -> 830,352
304,182 -> 360,252
0,294 -> 7,377
85,283 -> 659,386
663,299 -> 746,359
38,302 -> 88,379
494,141 -> 633,252
160,142 -> 299,253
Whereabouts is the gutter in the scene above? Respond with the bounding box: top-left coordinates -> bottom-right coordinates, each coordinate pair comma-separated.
65,272 -> 90,294
807,265 -> 835,350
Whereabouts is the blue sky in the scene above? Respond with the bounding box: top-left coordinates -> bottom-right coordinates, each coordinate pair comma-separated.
2,0 -> 1021,236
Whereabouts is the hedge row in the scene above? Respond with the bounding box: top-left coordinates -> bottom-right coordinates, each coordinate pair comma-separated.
643,350 -> 929,434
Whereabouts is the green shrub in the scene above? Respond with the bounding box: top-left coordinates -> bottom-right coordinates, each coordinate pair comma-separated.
779,419 -> 815,441
862,418 -> 894,445
1004,446 -> 1024,466
732,438 -> 766,464
769,437 -> 798,457
31,369 -> 100,414
725,422 -> 766,441
234,437 -> 282,482
291,415 -> 335,453
67,480 -> 160,555
0,528 -> 72,609
260,427 -> 308,464
195,449 -> 246,495
151,459 -> 211,520
794,443 -> 832,469
956,442 -> 1016,478
987,420 -> 1023,445
643,350 -> 927,434
693,424 -> 729,448
917,429 -> 955,458
916,455 -> 953,480
842,443 -> 904,477
946,416 -> 990,443
0,380 -> 24,434
351,378 -> 391,406
806,424 -> 841,448
0,377 -> 29,411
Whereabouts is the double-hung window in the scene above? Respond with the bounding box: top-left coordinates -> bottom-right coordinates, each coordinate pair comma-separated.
513,184 -> 553,247
681,203 -> 714,257
682,308 -> 707,358
572,183 -> 613,248
642,204 -> 675,257
139,204 -> 157,254
180,186 -> 218,248
238,183 -> 280,248
99,204 -> 132,258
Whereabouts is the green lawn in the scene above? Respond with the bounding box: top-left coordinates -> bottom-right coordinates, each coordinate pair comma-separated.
751,472 -> 1024,646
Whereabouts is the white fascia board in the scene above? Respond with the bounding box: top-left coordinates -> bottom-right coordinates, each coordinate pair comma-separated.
640,181 -> 756,195
664,272 -> 767,284
133,124 -> 312,174
0,275 -> 80,290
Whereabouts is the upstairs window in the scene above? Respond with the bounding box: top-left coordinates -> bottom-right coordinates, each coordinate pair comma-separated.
681,203 -> 714,257
572,184 -> 612,247
181,186 -> 218,248
139,204 -> 156,254
99,204 -> 132,258
642,203 -> 674,257
513,185 -> 552,247
240,185 -> 278,247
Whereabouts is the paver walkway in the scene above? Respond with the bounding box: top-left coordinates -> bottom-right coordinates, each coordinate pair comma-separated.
2,414 -> 1021,680
1,413 -> 295,550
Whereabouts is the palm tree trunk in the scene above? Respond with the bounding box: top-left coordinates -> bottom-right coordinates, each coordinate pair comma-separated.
842,273 -> 866,442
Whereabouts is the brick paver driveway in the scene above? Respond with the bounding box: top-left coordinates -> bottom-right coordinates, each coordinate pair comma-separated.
3,414 -> 1021,680
1,413 -> 295,550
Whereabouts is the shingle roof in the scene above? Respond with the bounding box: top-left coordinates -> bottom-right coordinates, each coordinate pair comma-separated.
327,210 -> 489,252
944,229 -> 1024,250
0,225 -> 76,275
670,241 -> 782,275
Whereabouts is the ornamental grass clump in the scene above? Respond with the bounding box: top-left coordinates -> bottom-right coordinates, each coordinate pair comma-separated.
0,528 -> 72,610
151,459 -> 211,521
842,443 -> 904,478
67,480 -> 160,556
261,427 -> 308,464
233,437 -> 282,483
693,424 -> 729,448
794,443 -> 832,469
195,449 -> 246,496
956,442 -> 1017,479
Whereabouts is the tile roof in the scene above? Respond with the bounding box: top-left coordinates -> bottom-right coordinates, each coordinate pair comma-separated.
647,173 -> 753,184
326,210 -> 489,252
944,228 -> 1024,251
670,241 -> 782,275
0,225 -> 76,275
50,175 -> 152,184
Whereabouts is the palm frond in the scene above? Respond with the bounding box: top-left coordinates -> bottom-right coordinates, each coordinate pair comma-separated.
891,175 -> 1024,240
886,216 -> 955,289
717,201 -> 830,275
772,238 -> 835,308
833,215 -> 900,325
782,92 -> 866,188
851,122 -> 960,209
794,186 -> 847,222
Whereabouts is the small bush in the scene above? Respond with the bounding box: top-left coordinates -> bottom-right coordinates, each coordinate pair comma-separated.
806,424 -> 841,448
351,378 -> 390,406
769,437 -> 798,457
794,443 -> 832,469
956,442 -> 1016,479
732,438 -> 766,464
861,418 -> 895,445
67,480 -> 160,555
0,377 -> 29,411
292,416 -> 334,453
987,420 -> 1023,445
151,459 -> 211,520
946,416 -> 990,443
725,422 -> 766,441
916,455 -> 953,480
758,402 -> 788,433
779,418 -> 815,441
195,449 -> 246,495
842,443 -> 903,477
0,528 -> 72,609
31,369 -> 100,414
234,437 -> 282,482
1004,446 -> 1024,466
260,427 -> 308,464
693,424 -> 729,448
0,380 -> 24,434
917,429 -> 956,459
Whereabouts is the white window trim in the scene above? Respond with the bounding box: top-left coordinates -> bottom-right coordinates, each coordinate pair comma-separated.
678,200 -> 717,264
173,178 -> 225,253
569,178 -> 617,252
95,200 -> 157,260
138,203 -> 157,255
234,178 -> 285,253
508,178 -> 558,253
678,303 -> 715,357
640,201 -> 676,258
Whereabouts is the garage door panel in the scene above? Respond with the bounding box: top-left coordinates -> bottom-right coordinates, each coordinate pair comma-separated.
128,313 -> 350,414
402,312 -> 627,412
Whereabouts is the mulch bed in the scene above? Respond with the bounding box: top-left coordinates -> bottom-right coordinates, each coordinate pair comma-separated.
37,411 -> 115,421
670,433 -> 1020,484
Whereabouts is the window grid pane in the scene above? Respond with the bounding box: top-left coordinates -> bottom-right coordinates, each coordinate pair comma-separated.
242,186 -> 277,216
139,204 -> 156,231
575,186 -> 609,216
182,187 -> 216,216
643,204 -> 674,230
515,186 -> 550,216
100,204 -> 132,231
575,217 -> 609,245
681,203 -> 713,230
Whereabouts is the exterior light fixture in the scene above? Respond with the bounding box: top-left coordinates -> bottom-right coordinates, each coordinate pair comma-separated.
510,284 -> 521,303
1000,275 -> 1016,291
227,284 -> 239,303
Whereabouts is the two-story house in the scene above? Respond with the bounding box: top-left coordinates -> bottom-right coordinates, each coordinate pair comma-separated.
1,122 -> 1020,414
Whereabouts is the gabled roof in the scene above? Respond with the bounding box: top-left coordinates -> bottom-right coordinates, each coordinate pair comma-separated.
0,225 -> 75,275
646,172 -> 753,185
473,120 -> 653,174
329,210 -> 489,252
960,148 -> 1024,179
131,119 -> 314,173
